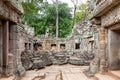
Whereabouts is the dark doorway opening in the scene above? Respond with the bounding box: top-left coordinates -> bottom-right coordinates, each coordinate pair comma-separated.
60,44 -> 65,50
29,43 -> 31,50
51,44 -> 56,47
34,43 -> 42,51
51,44 -> 56,51
38,43 -> 42,50
75,43 -> 80,49
25,43 -> 28,50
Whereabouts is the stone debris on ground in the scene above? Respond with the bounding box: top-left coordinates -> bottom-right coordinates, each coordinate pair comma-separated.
21,50 -> 94,70
0,65 -> 120,80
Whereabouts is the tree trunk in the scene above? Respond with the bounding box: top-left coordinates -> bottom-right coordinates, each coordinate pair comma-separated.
72,5 -> 77,28
56,0 -> 59,38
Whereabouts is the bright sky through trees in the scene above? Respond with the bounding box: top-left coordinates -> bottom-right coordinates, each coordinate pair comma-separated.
47,0 -> 87,7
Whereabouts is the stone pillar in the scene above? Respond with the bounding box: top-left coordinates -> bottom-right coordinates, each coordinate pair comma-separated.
9,25 -> 25,76
2,21 -> 9,74
99,27 -> 108,73
9,25 -> 17,75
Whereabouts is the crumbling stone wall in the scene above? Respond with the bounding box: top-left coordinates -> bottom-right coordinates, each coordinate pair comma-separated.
71,21 -> 95,54
35,35 -> 70,52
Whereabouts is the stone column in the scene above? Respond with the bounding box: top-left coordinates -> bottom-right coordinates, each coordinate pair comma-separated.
99,27 -> 108,73
2,21 -> 9,74
9,25 -> 17,75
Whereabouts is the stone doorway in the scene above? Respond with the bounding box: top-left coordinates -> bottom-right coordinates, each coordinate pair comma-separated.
34,43 -> 43,51
25,43 -> 28,50
75,43 -> 80,49
108,30 -> 120,70
51,44 -> 56,51
60,44 -> 65,51
37,44 -> 43,51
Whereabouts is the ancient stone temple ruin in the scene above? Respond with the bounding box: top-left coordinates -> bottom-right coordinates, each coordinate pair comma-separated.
0,0 -> 120,80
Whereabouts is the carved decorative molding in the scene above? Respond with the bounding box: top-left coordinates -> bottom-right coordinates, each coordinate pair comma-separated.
0,0 -> 22,23
3,0 -> 23,15
91,0 -> 120,18
101,4 -> 120,27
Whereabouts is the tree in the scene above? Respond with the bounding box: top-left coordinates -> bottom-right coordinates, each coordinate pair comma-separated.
71,0 -> 78,28
55,0 -> 59,38
52,0 -> 59,38
75,4 -> 89,23
45,3 -> 72,38
22,1 -> 72,38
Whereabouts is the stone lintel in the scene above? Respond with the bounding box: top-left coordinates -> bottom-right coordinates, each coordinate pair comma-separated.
110,23 -> 120,30
3,0 -> 24,15
91,0 -> 120,18
0,0 -> 22,23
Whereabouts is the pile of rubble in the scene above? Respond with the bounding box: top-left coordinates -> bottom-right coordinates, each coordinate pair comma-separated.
21,51 -> 52,70
50,51 -> 69,65
68,51 -> 94,65
21,50 -> 94,70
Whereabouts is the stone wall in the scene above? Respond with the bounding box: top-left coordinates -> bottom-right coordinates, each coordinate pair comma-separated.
35,35 -> 69,52
72,21 -> 95,54
22,25 -> 34,52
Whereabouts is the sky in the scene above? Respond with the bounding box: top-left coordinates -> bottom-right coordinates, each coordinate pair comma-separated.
47,0 -> 87,7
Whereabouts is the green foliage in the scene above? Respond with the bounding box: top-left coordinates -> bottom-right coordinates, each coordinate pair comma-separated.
75,12 -> 83,23
75,4 -> 89,23
22,1 -> 72,38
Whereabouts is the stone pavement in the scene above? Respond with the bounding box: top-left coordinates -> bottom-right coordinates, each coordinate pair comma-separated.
0,64 -> 120,80
109,71 -> 120,78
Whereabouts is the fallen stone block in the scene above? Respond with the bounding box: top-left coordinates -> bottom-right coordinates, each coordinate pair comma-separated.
69,56 -> 84,65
